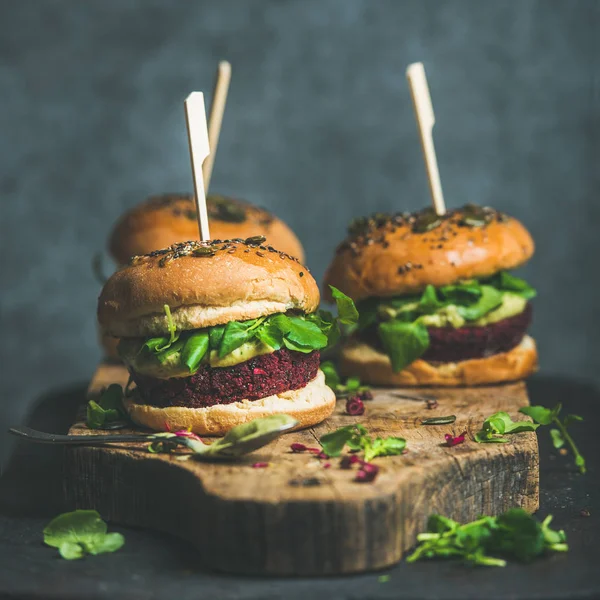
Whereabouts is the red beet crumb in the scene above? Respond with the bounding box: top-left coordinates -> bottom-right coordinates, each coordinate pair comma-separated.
252,462 -> 269,468
253,368 -> 267,375
323,462 -> 331,469
445,431 -> 467,447
346,396 -> 365,416
307,447 -> 323,454
359,390 -> 374,401
316,451 -> 329,460
173,429 -> 202,441
290,443 -> 307,453
355,462 -> 379,483
340,455 -> 361,469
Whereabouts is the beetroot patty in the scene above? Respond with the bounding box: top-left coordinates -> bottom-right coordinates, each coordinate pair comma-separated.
361,303 -> 532,363
131,348 -> 320,408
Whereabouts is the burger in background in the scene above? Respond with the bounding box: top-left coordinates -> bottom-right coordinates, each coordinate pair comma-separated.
98,237 -> 357,434
324,205 -> 537,386
108,193 -> 305,264
100,193 -> 305,359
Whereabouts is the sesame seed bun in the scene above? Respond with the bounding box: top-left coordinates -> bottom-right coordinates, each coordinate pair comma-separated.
123,370 -> 336,435
324,205 -> 534,302
98,238 -> 319,338
338,335 -> 538,387
108,194 -> 305,265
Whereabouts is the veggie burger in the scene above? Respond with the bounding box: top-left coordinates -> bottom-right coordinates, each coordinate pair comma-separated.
98,236 -> 345,434
324,204 -> 537,386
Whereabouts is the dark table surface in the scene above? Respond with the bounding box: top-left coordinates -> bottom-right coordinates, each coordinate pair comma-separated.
0,375 -> 598,600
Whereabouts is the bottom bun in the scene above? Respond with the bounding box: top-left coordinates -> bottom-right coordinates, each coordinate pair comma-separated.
123,369 -> 336,435
339,335 -> 538,387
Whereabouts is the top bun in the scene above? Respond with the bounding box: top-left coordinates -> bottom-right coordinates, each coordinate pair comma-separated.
98,237 -> 319,338
324,205 -> 534,302
108,194 -> 305,265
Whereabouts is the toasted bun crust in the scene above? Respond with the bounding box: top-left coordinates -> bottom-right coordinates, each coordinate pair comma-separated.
123,370 -> 336,435
324,206 -> 534,302
338,335 -> 538,386
109,194 -> 305,264
98,239 -> 319,337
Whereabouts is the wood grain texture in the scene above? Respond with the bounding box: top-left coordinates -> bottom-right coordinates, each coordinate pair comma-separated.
63,362 -> 539,575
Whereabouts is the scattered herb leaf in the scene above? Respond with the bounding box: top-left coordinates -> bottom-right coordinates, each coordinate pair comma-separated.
422,415 -> 456,425
519,404 -> 586,473
474,411 -> 539,444
86,384 -> 128,429
43,510 -> 125,560
407,509 -> 567,567
319,424 -> 406,462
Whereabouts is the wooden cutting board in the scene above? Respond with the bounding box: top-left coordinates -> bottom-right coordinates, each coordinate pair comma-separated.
63,361 -> 539,575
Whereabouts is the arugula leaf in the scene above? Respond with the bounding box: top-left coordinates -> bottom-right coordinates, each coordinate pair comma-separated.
485,271 -> 537,300
329,286 -> 359,325
378,320 -> 429,372
520,404 -> 586,473
456,285 -> 503,321
86,384 -> 126,429
181,332 -> 209,372
43,510 -> 125,560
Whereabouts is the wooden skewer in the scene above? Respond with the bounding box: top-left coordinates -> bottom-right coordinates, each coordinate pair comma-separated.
202,60 -> 232,192
406,62 -> 446,216
184,92 -> 211,241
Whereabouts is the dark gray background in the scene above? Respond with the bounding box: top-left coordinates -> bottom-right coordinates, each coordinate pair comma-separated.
1,0 -> 598,467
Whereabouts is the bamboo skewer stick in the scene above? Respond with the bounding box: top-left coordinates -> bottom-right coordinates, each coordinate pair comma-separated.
184,92 -> 211,241
203,60 -> 232,191
406,62 -> 446,216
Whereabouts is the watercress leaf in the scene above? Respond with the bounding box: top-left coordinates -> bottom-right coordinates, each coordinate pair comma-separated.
181,332 -> 209,373
219,320 -> 256,357
209,324 -> 226,350
86,400 -> 106,429
563,414 -> 584,426
519,405 -> 553,426
44,510 -> 107,549
489,508 -> 545,562
285,316 -> 329,348
156,339 -> 185,364
377,320 -> 429,372
59,542 -> 84,560
86,532 -> 125,555
550,403 -> 563,420
427,514 -> 459,534
550,428 -> 565,449
363,436 -> 406,461
474,431 -> 509,443
320,361 -> 341,389
418,285 -> 442,313
255,320 -> 284,350
456,285 -> 503,321
345,376 -> 361,391
329,286 -> 359,326
319,425 -> 358,457
98,384 -> 124,413
439,281 -> 482,305
486,272 -> 537,300
575,455 -> 586,470
143,337 -> 170,352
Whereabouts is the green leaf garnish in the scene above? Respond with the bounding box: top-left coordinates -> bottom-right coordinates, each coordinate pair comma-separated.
43,510 -> 125,560
474,411 -> 539,443
407,508 -> 567,567
86,384 -> 128,429
319,424 -> 405,460
484,271 -> 537,300
329,286 -> 359,325
520,404 -> 586,473
181,331 -> 209,372
378,320 -> 429,373
319,361 -> 371,398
